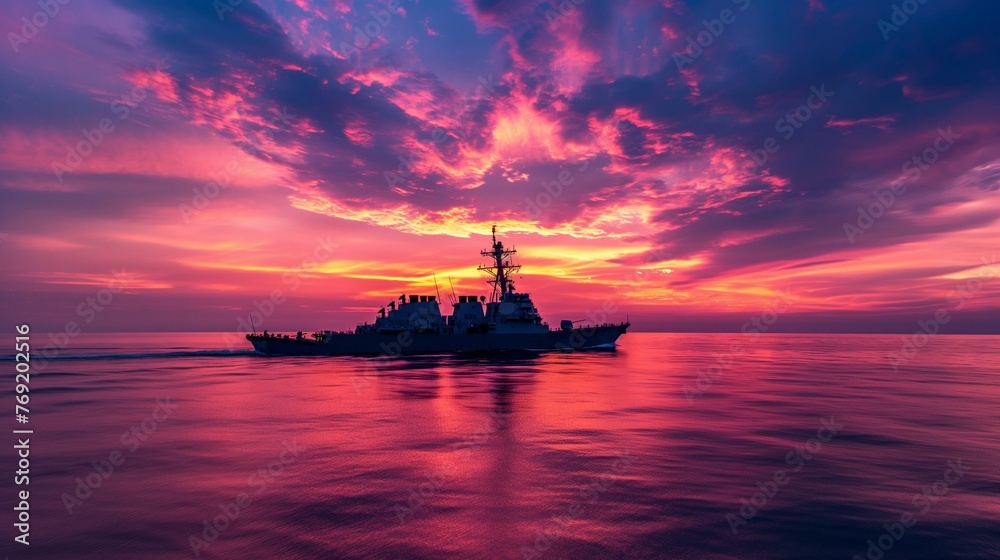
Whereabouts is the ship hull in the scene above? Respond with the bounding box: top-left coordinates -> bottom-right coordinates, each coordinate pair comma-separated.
247,323 -> 629,356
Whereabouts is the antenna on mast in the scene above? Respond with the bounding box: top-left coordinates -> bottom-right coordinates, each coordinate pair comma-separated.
478,224 -> 520,302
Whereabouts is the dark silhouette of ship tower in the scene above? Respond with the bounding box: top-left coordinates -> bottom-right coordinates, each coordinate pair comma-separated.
479,225 -> 521,302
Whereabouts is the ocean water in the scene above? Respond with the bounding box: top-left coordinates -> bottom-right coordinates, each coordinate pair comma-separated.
2,332 -> 999,560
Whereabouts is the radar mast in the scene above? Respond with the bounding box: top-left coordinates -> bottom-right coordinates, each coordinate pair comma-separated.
478,225 -> 521,302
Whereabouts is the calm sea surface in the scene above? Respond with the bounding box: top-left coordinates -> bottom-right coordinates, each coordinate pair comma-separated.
2,332 -> 999,559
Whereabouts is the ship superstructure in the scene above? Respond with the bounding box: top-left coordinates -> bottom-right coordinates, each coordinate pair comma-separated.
247,227 -> 629,355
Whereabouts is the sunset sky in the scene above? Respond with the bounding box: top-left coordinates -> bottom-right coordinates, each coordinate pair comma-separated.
1,0 -> 998,333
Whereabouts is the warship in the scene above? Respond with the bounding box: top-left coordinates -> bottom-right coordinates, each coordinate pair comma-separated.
246,227 -> 629,355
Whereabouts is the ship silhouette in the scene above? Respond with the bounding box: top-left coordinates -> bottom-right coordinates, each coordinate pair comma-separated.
247,227 -> 629,355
